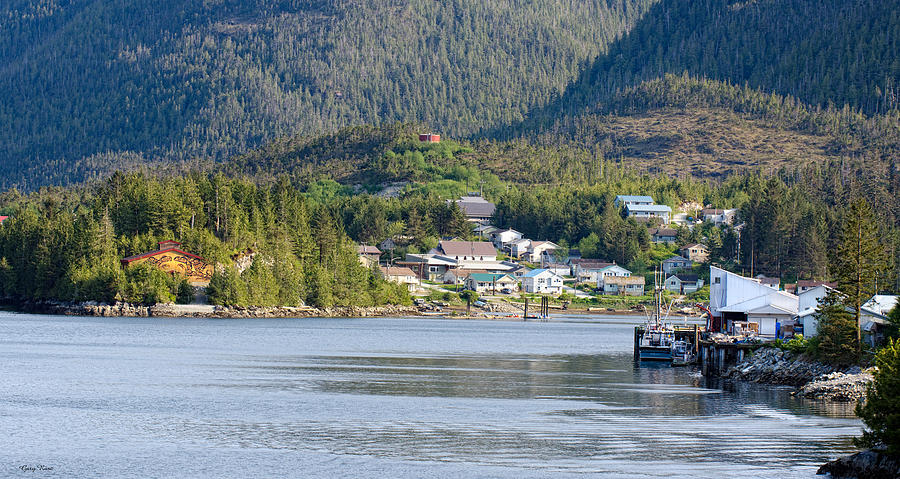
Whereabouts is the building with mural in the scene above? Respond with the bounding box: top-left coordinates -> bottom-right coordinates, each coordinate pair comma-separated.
121,241 -> 214,286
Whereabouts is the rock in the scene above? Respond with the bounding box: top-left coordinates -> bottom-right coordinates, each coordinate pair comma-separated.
818,449 -> 900,478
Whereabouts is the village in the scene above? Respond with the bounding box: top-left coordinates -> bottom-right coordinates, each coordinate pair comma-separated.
358,193 -> 898,347
109,189 -> 898,348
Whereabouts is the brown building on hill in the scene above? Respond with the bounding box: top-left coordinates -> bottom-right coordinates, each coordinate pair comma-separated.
121,241 -> 213,286
796,280 -> 837,294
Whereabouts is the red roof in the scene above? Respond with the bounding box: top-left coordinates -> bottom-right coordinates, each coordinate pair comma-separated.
121,248 -> 208,264
797,280 -> 836,288
358,245 -> 382,255
380,266 -> 417,277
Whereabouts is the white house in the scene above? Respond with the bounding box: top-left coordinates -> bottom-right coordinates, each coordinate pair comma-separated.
661,255 -> 692,274
796,285 -> 834,338
379,266 -> 419,292
491,228 -> 524,249
614,195 -> 654,208
527,241 -> 559,263
508,238 -> 532,258
664,274 -> 705,295
625,204 -> 672,224
861,295 -> 900,346
710,266 -> 799,338
521,269 -> 564,294
595,264 -> 633,289
571,260 -> 615,283
701,208 -> 737,226
465,273 -> 518,293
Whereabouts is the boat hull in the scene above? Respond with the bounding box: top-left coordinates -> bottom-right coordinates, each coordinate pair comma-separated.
639,346 -> 672,361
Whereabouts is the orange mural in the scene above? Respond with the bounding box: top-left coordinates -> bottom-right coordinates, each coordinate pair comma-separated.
121,243 -> 213,286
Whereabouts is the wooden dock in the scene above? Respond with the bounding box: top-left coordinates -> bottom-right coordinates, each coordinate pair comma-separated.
697,340 -> 761,376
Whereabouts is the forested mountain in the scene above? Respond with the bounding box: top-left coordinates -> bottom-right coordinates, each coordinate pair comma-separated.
5,0 -> 899,190
508,0 -> 900,136
0,0 -> 655,189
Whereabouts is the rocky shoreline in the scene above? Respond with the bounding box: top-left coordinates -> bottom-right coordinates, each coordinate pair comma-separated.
817,449 -> 900,479
13,300 -> 421,319
722,347 -> 873,401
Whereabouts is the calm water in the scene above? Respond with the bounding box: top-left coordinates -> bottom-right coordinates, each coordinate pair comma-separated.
0,312 -> 861,478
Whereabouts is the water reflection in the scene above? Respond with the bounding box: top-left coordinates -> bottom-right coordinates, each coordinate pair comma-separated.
0,314 -> 863,478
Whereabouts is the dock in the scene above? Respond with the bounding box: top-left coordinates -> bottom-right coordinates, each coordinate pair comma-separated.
698,340 -> 761,376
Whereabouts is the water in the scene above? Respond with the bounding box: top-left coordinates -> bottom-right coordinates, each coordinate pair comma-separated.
0,312 -> 861,478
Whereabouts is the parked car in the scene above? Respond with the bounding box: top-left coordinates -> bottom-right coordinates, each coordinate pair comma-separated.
413,298 -> 426,306
500,288 -> 512,295
473,300 -> 487,308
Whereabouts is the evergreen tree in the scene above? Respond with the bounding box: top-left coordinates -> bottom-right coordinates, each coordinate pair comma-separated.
813,291 -> 859,366
854,339 -> 900,456
831,198 -> 890,352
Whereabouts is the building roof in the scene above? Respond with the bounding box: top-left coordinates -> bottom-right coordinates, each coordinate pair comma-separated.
662,255 -> 690,264
405,253 -> 457,266
649,227 -> 678,236
122,247 -> 207,264
522,268 -> 561,278
439,241 -> 496,257
681,243 -> 708,251
616,195 -> 654,203
605,275 -> 645,285
756,275 -> 780,286
530,241 -> 559,249
701,208 -> 725,215
626,204 -> 672,213
0,215 -> 8,224
797,280 -> 837,289
358,245 -> 382,255
467,273 -> 515,282
672,274 -> 700,283
576,261 -> 616,271
862,295 -> 899,318
456,196 -> 496,218
473,224 -> 499,233
380,266 -> 417,277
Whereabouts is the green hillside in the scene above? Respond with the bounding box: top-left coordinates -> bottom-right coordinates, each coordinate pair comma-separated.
0,0 -> 655,189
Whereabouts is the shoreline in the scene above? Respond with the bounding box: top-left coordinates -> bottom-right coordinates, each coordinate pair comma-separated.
2,299 -> 652,320
7,300 -> 422,319
721,347 -> 873,402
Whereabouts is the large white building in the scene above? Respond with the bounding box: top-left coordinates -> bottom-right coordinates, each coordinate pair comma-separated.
710,266 -> 799,338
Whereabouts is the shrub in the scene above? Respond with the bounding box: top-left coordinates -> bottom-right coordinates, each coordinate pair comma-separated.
774,334 -> 809,354
855,339 -> 900,456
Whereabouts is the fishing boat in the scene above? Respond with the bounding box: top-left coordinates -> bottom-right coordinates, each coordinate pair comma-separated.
638,326 -> 675,361
671,339 -> 695,366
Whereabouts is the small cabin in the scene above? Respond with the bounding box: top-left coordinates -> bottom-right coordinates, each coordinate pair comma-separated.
418,133 -> 440,143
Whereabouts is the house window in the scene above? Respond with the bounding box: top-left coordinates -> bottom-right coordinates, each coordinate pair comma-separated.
714,277 -> 721,284
429,266 -> 439,272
